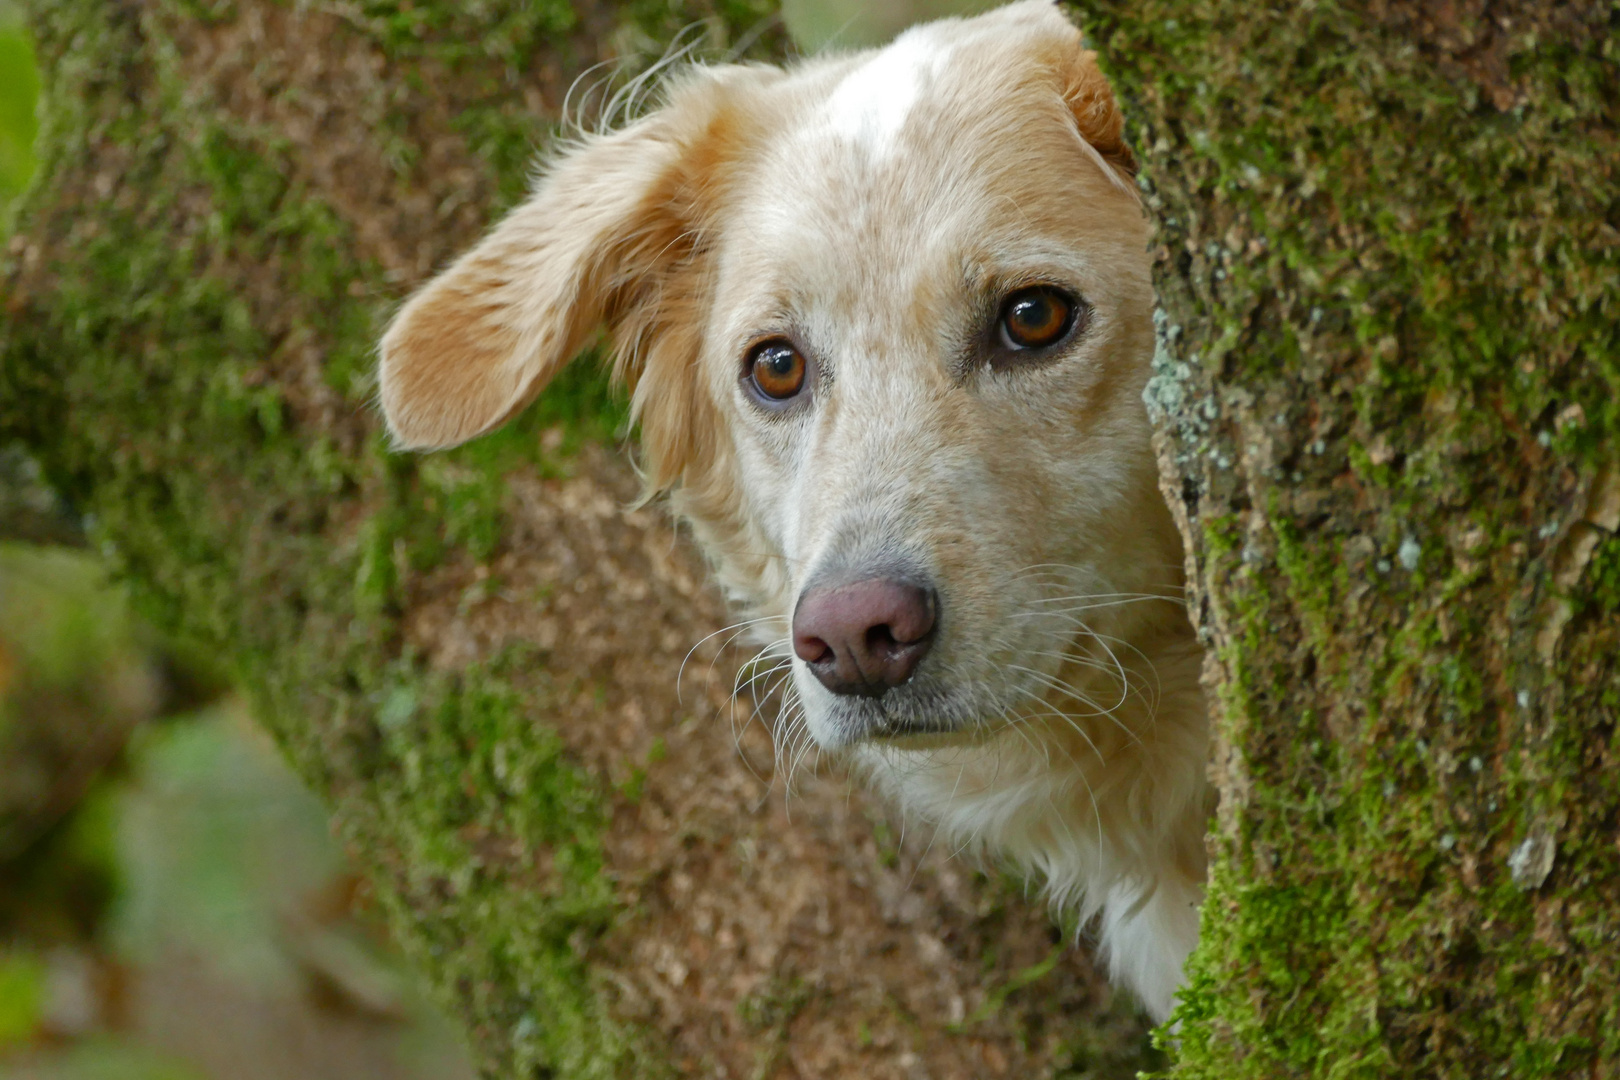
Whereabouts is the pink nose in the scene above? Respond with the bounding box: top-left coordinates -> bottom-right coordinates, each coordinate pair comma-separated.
792,579 -> 937,696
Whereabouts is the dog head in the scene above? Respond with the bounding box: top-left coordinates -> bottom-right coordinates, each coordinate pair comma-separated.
380,0 -> 1182,751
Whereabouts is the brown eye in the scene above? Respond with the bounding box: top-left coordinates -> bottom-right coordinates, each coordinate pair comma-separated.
747,339 -> 807,401
1000,286 -> 1077,350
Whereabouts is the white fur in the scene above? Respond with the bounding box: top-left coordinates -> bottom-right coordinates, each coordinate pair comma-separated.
824,29 -> 952,151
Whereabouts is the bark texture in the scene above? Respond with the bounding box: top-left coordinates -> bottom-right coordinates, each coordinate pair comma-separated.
1078,0 -> 1620,1075
0,2 -> 1158,1077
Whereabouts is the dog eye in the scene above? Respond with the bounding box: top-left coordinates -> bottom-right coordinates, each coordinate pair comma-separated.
747,339 -> 807,401
999,286 -> 1078,350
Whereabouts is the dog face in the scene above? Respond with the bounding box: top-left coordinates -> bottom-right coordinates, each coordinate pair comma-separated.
380,0 -> 1180,754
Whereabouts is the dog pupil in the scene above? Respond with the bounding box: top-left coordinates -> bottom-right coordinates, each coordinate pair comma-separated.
1018,296 -> 1055,332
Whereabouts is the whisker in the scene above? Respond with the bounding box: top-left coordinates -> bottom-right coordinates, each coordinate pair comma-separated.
679,615 -> 782,703
735,660 -> 792,750
1012,593 -> 1182,615
1006,701 -> 1107,853
1007,663 -> 1143,749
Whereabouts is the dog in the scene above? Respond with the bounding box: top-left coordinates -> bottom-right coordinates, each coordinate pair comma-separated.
377,0 -> 1209,1022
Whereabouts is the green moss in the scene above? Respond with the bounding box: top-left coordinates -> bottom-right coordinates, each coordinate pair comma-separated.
359,659 -> 649,1079
1081,0 -> 1620,1075
0,950 -> 44,1049
1200,513 -> 1241,557
0,5 -> 38,207
737,973 -> 813,1032
0,0 -> 699,1074
950,947 -> 1062,1032
1584,535 -> 1620,614
347,0 -> 577,60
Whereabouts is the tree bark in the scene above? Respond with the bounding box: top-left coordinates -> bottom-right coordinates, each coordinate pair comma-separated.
1078,0 -> 1620,1074
1,2 -> 1158,1077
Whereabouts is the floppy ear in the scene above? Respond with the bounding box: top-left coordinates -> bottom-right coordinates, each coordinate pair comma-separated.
1013,2 -> 1136,178
1062,46 -> 1135,178
378,84 -> 725,451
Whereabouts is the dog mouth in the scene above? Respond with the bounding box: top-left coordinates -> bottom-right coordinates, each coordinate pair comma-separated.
809,676 -> 1012,749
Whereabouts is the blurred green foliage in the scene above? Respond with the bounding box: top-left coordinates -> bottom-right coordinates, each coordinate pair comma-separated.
0,952 -> 43,1050
0,546 -> 156,869
781,0 -> 1001,50
0,546 -> 471,1078
0,545 -> 143,693
0,3 -> 37,206
113,709 -> 349,989
4,1039 -> 205,1080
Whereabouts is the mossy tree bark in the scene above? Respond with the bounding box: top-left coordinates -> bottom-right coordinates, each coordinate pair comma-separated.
1,2 -> 1159,1078
1078,0 -> 1620,1075
7,0 -> 1616,1077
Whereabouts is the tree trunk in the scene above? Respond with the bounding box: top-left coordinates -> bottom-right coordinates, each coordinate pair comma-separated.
1078,0 -> 1620,1074
1,2 -> 1159,1077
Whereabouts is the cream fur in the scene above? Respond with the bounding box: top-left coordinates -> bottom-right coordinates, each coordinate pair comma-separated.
377,0 -> 1209,1023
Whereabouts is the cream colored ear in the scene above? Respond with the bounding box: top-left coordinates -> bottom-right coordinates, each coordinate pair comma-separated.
1063,46 -> 1135,178
378,118 -> 690,451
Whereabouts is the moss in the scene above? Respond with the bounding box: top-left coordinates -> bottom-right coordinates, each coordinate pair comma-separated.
1080,0 -> 1619,1074
0,5 -> 38,207
1583,535 -> 1620,614
356,658 -> 653,1079
0,0 -> 742,1074
0,950 -> 44,1048
950,947 -> 1063,1032
736,973 -> 813,1032
346,0 -> 578,60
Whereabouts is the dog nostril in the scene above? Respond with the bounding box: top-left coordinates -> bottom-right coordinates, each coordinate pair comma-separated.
865,623 -> 910,657
795,632 -> 833,665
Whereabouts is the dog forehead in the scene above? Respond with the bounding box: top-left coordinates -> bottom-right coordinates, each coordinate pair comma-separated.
739,13 -> 1078,227
706,4 -> 1110,332
822,29 -> 954,153
733,56 -> 989,242
721,88 -> 1068,296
